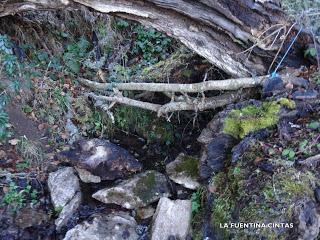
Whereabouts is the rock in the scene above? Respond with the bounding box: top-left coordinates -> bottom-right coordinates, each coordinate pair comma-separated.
290,77 -> 309,89
15,208 -> 48,229
200,134 -> 237,179
59,138 -> 142,180
315,187 -> 320,204
92,170 -> 171,209
292,90 -> 318,100
48,167 -> 81,230
151,197 -> 192,240
137,206 -> 155,219
75,167 -> 101,183
295,200 -> 320,240
262,76 -> 284,97
63,212 -> 138,240
232,129 -> 270,162
166,153 -> 200,190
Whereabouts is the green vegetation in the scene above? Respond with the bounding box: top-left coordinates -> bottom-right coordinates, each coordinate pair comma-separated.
132,25 -> 173,66
133,171 -> 157,203
209,138 -> 319,239
191,188 -> 204,215
223,99 -> 295,139
63,37 -> 90,74
175,155 -> 199,178
1,182 -> 38,212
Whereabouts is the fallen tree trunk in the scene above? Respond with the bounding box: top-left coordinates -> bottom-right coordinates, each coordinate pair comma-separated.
0,0 -> 313,78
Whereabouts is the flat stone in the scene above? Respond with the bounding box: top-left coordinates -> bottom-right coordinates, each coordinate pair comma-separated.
151,197 -> 192,240
48,167 -> 81,230
75,167 -> 101,183
292,90 -> 318,100
63,212 -> 138,240
92,170 -> 171,209
166,153 -> 200,190
59,138 -> 142,180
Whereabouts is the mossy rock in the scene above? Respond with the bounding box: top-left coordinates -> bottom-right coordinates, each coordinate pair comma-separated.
92,170 -> 171,209
223,98 -> 295,139
166,153 -> 200,189
210,150 -> 318,239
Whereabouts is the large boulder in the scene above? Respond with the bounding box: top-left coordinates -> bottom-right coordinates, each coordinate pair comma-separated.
151,197 -> 192,240
48,167 -> 81,230
63,212 -> 138,240
166,153 -> 200,190
58,138 -> 142,181
92,170 -> 171,209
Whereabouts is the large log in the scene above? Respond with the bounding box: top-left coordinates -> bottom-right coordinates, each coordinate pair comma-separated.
0,0 -> 312,77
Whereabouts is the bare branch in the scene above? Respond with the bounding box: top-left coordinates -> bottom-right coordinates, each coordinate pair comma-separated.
87,90 -> 251,116
79,75 -> 268,93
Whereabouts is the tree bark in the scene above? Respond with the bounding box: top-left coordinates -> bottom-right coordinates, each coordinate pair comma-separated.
0,0 -> 312,77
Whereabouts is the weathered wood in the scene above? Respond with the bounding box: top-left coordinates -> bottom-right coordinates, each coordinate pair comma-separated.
0,0 -> 312,77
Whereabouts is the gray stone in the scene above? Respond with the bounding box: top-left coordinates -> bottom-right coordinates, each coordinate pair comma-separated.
75,167 -> 101,183
48,167 -> 81,230
151,197 -> 192,240
92,170 -> 171,209
166,153 -> 200,190
292,90 -> 318,100
315,187 -> 320,203
295,199 -> 320,240
290,77 -> 309,88
63,212 -> 138,240
59,138 -> 142,180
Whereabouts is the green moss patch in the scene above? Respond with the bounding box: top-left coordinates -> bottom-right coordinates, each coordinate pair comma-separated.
223,99 -> 295,139
174,155 -> 199,178
132,171 -> 157,203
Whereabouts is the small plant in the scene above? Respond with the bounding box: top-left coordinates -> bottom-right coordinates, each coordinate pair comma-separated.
132,25 -> 173,66
0,34 -> 18,77
191,188 -> 204,215
1,183 -> 36,212
63,37 -> 90,74
282,148 -> 295,160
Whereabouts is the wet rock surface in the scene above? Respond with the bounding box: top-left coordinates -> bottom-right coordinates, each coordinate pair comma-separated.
59,139 -> 143,181
200,134 -> 237,179
166,153 -> 200,190
151,197 -> 192,240
63,212 -> 139,240
48,167 -> 81,230
262,76 -> 285,97
92,170 -> 171,209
